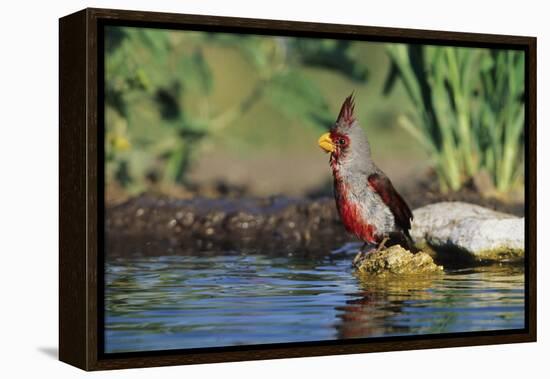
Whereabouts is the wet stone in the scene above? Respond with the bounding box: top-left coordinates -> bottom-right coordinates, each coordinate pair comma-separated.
353,245 -> 443,277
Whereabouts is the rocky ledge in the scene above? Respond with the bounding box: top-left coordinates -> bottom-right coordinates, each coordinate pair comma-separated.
353,245 -> 443,276
106,196 -> 524,265
106,195 -> 349,257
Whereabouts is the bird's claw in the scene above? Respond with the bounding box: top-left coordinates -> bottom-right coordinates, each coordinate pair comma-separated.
352,251 -> 365,267
353,243 -> 376,267
374,236 -> 389,254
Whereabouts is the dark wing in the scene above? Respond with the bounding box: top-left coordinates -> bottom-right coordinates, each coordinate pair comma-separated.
368,173 -> 413,233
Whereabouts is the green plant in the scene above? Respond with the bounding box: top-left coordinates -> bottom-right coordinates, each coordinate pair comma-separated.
105,28 -> 372,194
384,44 -> 525,195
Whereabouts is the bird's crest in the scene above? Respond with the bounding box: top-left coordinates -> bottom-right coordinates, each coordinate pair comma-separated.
336,93 -> 356,125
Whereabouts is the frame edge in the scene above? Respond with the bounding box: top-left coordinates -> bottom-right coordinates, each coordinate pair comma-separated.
59,9 -> 89,371
59,7 -> 537,371
526,36 -> 537,342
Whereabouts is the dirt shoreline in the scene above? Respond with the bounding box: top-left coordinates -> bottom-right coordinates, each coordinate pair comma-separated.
106,192 -> 523,259
106,195 -> 348,258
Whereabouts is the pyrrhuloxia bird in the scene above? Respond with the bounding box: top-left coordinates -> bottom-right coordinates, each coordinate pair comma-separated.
318,94 -> 415,255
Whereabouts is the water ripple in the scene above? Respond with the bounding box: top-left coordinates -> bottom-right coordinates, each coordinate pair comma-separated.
105,254 -> 524,353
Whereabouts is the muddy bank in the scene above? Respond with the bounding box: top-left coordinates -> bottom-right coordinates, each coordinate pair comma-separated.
106,194 -> 525,264
106,195 -> 348,258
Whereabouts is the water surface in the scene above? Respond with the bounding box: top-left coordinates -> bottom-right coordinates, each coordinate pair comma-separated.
104,249 -> 524,353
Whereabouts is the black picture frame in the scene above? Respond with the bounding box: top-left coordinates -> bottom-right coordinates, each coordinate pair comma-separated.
59,7 -> 537,371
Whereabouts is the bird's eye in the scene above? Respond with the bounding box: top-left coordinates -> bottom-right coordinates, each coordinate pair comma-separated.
338,138 -> 346,146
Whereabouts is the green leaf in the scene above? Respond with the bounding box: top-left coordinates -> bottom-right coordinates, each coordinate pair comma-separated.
178,49 -> 213,95
266,69 -> 332,126
382,61 -> 400,95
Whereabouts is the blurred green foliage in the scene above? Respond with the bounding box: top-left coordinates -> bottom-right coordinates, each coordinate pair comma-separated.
384,45 -> 525,194
105,27 -> 369,193
105,27 -> 525,199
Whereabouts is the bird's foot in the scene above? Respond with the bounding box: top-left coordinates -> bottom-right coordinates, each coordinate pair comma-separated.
374,236 -> 389,254
352,243 -> 376,267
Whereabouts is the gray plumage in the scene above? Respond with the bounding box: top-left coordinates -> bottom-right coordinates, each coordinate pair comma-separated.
322,94 -> 414,249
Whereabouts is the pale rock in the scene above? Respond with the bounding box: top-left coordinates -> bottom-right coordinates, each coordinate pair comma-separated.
411,202 -> 524,262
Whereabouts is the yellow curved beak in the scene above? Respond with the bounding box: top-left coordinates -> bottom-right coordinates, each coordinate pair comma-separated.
318,132 -> 335,153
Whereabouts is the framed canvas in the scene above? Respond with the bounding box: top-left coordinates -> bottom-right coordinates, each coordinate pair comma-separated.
59,8 -> 537,371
